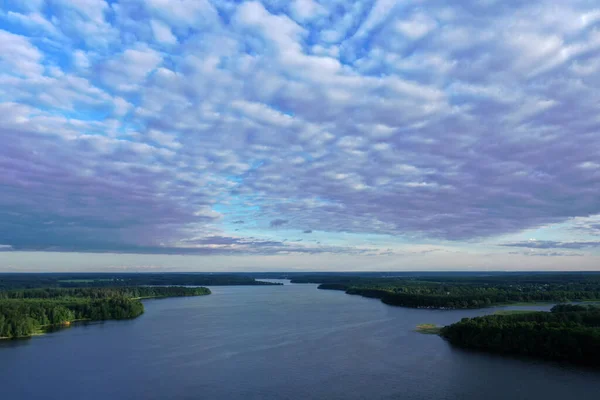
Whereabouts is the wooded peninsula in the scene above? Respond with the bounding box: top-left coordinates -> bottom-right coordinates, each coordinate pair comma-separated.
0,286 -> 210,339
291,273 -> 600,309
440,304 -> 600,367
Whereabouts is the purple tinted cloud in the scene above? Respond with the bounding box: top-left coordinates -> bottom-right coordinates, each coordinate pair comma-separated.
269,219 -> 289,228
501,241 -> 600,250
1,1 -> 600,255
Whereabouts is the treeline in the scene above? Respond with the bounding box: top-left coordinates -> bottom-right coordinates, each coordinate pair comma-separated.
293,273 -> 600,286
379,290 -> 587,309
0,273 -> 281,290
334,286 -> 500,309
0,298 -> 144,338
0,286 -> 210,339
306,273 -> 600,309
0,286 -> 210,300
440,305 -> 600,367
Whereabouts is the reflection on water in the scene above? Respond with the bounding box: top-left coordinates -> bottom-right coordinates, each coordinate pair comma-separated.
0,282 -> 598,400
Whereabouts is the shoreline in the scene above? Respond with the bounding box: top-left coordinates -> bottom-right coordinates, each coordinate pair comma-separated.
415,324 -> 442,334
318,285 -> 591,310
0,319 -> 92,340
0,290 -> 211,340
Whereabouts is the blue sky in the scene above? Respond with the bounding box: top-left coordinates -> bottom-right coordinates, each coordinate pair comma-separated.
2,0 -> 600,271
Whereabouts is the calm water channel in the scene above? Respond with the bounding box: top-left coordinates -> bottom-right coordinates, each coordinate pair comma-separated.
1,280 -> 599,400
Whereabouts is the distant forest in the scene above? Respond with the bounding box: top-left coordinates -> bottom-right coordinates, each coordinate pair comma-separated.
0,273 -> 281,290
291,273 -> 600,309
0,286 -> 210,339
441,304 -> 600,367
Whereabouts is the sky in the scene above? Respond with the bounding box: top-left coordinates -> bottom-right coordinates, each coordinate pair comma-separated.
1,0 -> 600,272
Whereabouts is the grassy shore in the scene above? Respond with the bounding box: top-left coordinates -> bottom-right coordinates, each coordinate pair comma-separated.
415,324 -> 442,334
494,310 -> 539,316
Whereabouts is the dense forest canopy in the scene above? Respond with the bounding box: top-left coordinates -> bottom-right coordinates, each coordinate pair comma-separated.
0,286 -> 210,339
440,305 -> 600,367
0,286 -> 211,300
291,273 -> 600,309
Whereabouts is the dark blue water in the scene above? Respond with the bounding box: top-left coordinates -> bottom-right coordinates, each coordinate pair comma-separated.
1,281 -> 599,400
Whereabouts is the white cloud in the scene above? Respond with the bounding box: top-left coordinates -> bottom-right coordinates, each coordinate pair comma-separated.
144,0 -> 218,27
233,100 -> 295,127
0,29 -> 43,77
5,11 -> 59,35
52,0 -> 116,47
290,0 -> 326,21
113,97 -> 132,116
150,19 -> 177,44
579,162 -> 600,170
353,0 -> 399,39
234,1 -> 305,49
147,129 -> 182,149
395,12 -> 437,40
73,50 -> 90,69
99,46 -> 162,90
59,0 -> 109,23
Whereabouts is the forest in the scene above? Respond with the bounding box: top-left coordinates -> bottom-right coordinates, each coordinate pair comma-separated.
440,304 -> 600,367
0,286 -> 210,339
0,273 -> 281,290
292,273 -> 600,309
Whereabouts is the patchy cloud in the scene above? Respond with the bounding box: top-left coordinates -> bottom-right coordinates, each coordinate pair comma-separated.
501,240 -> 600,250
269,219 -> 289,228
508,251 -> 585,257
1,1 -> 600,263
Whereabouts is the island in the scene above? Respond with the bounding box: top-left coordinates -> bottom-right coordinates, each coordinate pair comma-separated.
0,286 -> 211,339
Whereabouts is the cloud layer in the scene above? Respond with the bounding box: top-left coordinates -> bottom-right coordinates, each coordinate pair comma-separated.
1,1 -> 600,258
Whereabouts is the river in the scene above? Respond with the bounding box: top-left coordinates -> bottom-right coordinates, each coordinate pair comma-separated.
1,280 -> 599,399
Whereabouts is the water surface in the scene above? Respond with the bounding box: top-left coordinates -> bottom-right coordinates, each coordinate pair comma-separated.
1,281 -> 599,400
